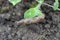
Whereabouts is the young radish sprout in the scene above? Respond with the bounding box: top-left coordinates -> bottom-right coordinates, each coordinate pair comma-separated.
16,0 -> 45,25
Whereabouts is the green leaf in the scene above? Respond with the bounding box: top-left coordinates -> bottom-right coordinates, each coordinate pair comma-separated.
24,8 -> 43,18
53,0 -> 59,10
9,0 -> 21,5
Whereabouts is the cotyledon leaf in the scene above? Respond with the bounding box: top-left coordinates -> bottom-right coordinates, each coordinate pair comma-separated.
24,8 -> 43,18
53,0 -> 59,10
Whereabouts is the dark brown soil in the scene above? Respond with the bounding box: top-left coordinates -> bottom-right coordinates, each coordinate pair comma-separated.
0,0 -> 60,40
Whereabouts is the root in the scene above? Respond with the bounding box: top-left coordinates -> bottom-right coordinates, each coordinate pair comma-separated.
16,14 -> 45,25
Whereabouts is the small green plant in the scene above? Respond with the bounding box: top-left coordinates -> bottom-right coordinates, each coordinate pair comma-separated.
24,0 -> 44,18
9,0 -> 21,5
8,0 -> 60,18
53,0 -> 59,10
24,8 -> 43,18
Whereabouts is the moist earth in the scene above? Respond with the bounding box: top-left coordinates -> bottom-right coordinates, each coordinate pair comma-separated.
0,0 -> 60,40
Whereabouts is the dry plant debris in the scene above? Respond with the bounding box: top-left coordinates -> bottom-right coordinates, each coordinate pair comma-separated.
16,14 -> 45,25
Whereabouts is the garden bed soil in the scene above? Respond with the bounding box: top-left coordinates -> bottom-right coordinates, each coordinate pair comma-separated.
0,0 -> 60,40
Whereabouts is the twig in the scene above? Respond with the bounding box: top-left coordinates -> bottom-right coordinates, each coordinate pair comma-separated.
16,14 -> 45,25
42,3 -> 60,11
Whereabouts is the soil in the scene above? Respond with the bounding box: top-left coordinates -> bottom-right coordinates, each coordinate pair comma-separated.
0,0 -> 60,40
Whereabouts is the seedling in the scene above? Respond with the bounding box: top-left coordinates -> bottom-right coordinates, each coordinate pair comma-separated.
53,0 -> 59,10
9,0 -> 21,5
24,0 -> 44,18
24,7 -> 43,18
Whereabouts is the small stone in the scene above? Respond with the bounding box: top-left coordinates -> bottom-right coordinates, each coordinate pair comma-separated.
45,24 -> 50,28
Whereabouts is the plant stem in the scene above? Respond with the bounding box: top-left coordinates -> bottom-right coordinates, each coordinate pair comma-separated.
42,3 -> 60,10
55,0 -> 58,2
35,3 -> 42,10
